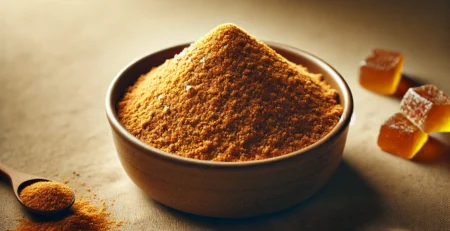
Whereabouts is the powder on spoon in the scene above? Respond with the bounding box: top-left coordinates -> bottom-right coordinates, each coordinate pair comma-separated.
20,181 -> 74,211
10,174 -> 122,231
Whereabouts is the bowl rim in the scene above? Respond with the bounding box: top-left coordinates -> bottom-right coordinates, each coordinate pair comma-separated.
105,42 -> 354,168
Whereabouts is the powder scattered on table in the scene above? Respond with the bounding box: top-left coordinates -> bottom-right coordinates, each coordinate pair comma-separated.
10,199 -> 122,231
118,23 -> 343,161
10,171 -> 123,231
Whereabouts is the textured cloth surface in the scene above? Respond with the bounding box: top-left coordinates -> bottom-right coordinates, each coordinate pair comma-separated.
1,0 -> 449,230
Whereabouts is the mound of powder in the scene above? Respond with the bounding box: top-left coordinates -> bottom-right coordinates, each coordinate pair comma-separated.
10,199 -> 121,231
118,23 -> 343,161
20,181 -> 74,211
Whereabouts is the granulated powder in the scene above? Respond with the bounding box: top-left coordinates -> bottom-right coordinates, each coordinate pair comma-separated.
10,172 -> 122,231
20,181 -> 74,211
10,199 -> 120,231
118,23 -> 343,161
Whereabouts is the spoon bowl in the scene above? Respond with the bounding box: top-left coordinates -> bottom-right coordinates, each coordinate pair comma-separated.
0,162 -> 75,217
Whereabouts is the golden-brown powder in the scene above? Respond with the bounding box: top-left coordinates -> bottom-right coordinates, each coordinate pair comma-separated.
10,199 -> 121,231
118,23 -> 343,161
10,172 -> 123,231
20,182 -> 74,211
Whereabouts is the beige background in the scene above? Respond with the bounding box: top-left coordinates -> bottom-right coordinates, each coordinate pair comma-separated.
1,0 -> 449,230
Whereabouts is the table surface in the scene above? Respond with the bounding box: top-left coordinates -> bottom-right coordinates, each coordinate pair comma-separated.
1,0 -> 449,230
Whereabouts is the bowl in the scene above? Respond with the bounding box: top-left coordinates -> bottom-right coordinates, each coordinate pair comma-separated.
106,42 -> 353,218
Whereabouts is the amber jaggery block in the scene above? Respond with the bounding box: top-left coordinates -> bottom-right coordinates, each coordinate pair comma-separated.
359,49 -> 404,95
377,113 -> 428,159
400,84 -> 450,133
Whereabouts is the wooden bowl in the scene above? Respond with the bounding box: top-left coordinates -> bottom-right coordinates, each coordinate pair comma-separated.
106,42 -> 354,218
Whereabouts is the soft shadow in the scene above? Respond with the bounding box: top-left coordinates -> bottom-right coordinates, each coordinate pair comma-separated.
152,160 -> 382,231
0,177 -> 12,190
413,136 -> 449,162
392,73 -> 425,99
413,133 -> 450,172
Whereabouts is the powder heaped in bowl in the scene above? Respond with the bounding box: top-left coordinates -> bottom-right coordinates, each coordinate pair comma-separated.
117,23 -> 343,162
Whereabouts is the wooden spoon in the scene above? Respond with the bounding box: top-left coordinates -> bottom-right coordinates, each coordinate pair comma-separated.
0,162 -> 75,216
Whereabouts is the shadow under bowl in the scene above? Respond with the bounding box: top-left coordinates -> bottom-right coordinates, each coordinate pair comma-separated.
105,42 -> 354,218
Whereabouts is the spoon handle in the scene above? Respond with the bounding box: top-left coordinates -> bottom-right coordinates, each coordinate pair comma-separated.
0,162 -> 44,192
0,161 -> 14,183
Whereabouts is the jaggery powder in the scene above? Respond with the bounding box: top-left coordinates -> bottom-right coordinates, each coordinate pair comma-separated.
118,23 -> 343,161
20,181 -> 74,211
11,199 -> 120,231
11,174 -> 122,231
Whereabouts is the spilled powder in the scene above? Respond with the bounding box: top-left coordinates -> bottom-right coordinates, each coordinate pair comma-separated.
9,171 -> 123,231
118,23 -> 343,161
10,199 -> 121,231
